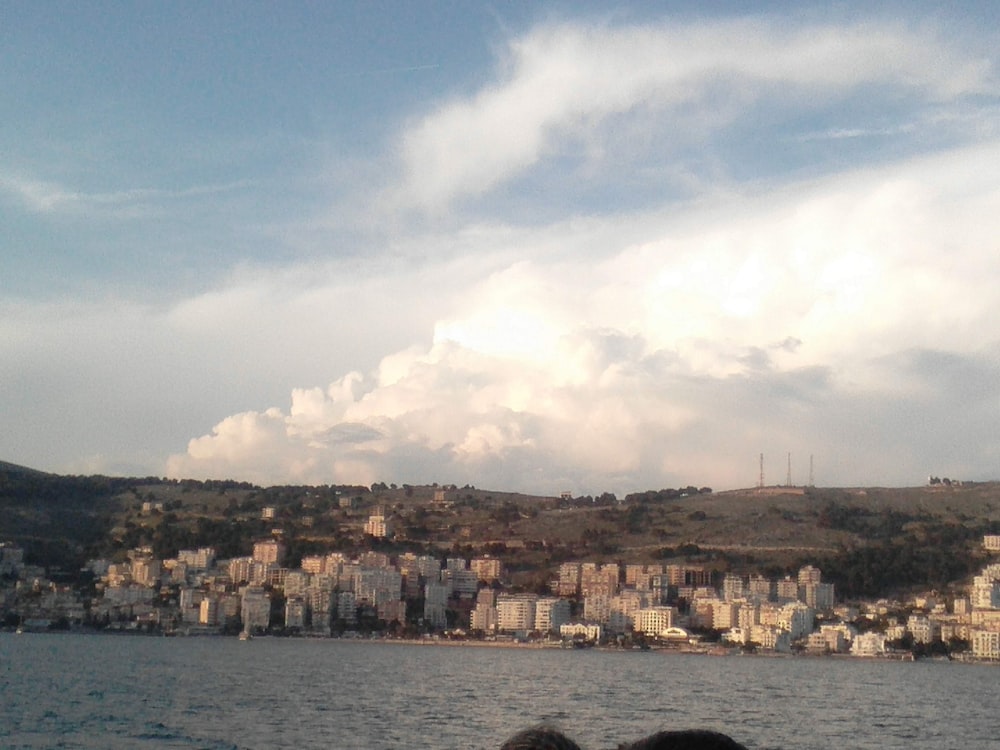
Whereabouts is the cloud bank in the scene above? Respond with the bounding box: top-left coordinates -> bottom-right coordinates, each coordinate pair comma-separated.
168,139 -> 1000,492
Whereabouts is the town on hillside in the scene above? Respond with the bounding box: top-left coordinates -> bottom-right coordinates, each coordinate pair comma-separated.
4,514 -> 1000,661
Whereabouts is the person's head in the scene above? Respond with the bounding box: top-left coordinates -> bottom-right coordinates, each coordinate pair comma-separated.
501,726 -> 584,750
618,730 -> 748,750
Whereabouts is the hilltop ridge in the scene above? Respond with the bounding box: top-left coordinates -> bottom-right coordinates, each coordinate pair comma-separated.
2,460 -> 999,598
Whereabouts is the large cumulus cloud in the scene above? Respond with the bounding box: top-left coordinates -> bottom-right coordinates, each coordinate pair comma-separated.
168,139 -> 1000,492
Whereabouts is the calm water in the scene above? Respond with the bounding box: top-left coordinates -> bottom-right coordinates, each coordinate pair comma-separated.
1,633 -> 998,749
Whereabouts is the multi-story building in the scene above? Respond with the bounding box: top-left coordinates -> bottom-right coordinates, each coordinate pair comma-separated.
608,590 -> 648,633
722,574 -> 745,601
634,606 -> 677,636
471,589 -> 497,632
584,593 -> 612,625
178,547 -> 216,571
907,614 -> 938,644
443,568 -> 479,599
851,631 -> 887,657
496,593 -> 537,633
252,539 -> 286,567
581,563 -> 619,598
801,582 -> 835,611
240,586 -> 270,632
285,598 -> 306,629
470,556 -> 503,583
748,575 -> 775,602
424,582 -> 449,629
199,595 -> 219,626
971,629 -> 1000,660
555,562 -> 581,597
364,509 -> 391,538
560,622 -> 602,642
534,597 -> 571,634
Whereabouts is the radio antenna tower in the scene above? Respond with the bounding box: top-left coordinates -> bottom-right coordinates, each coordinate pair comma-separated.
786,453 -> 792,487
809,454 -> 815,487
758,453 -> 765,491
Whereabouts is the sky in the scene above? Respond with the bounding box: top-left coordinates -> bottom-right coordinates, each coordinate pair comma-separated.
2,1 -> 999,495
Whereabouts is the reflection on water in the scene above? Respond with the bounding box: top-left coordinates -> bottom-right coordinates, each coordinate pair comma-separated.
2,634 -> 998,749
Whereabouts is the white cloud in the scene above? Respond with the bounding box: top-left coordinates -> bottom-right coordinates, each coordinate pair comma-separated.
394,18 -> 995,212
167,139 -> 1000,492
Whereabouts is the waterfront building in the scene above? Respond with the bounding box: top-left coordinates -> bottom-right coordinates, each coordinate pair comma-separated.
851,631 -> 887,657
535,597 -> 570,634
496,593 -> 538,633
560,621 -> 602,642
634,606 -> 678,637
471,589 -> 498,632
580,563 -> 619,598
354,568 -> 403,607
198,595 -> 219,626
970,629 -> 1000,660
424,581 -> 449,629
240,586 -> 270,632
751,625 -> 791,652
907,614 -> 937,644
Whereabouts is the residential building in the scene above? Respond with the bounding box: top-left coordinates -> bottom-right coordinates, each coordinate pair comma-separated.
496,593 -> 538,633
535,597 -> 571,634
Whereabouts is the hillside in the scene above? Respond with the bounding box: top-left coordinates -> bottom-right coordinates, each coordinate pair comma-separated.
2,460 -> 999,598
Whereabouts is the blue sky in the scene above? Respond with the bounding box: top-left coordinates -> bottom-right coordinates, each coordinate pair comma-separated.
2,2 -> 999,493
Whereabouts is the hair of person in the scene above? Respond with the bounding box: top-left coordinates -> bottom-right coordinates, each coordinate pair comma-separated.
500,725 -> 584,750
617,729 -> 749,750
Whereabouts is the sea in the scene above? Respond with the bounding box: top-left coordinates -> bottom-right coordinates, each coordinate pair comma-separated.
1,633 -> 997,750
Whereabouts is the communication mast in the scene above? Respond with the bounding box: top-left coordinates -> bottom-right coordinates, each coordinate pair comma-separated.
758,453 -> 764,491
786,452 -> 792,487
809,454 -> 815,487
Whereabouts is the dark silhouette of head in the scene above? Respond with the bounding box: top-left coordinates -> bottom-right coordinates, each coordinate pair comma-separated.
618,730 -> 748,750
501,726 -> 584,750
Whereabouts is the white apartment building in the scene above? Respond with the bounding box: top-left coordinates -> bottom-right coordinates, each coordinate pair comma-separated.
364,510 -> 391,538
907,614 -> 937,644
634,606 -> 677,636
560,622 -> 602,642
496,594 -> 538,632
971,629 -> 1000,660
